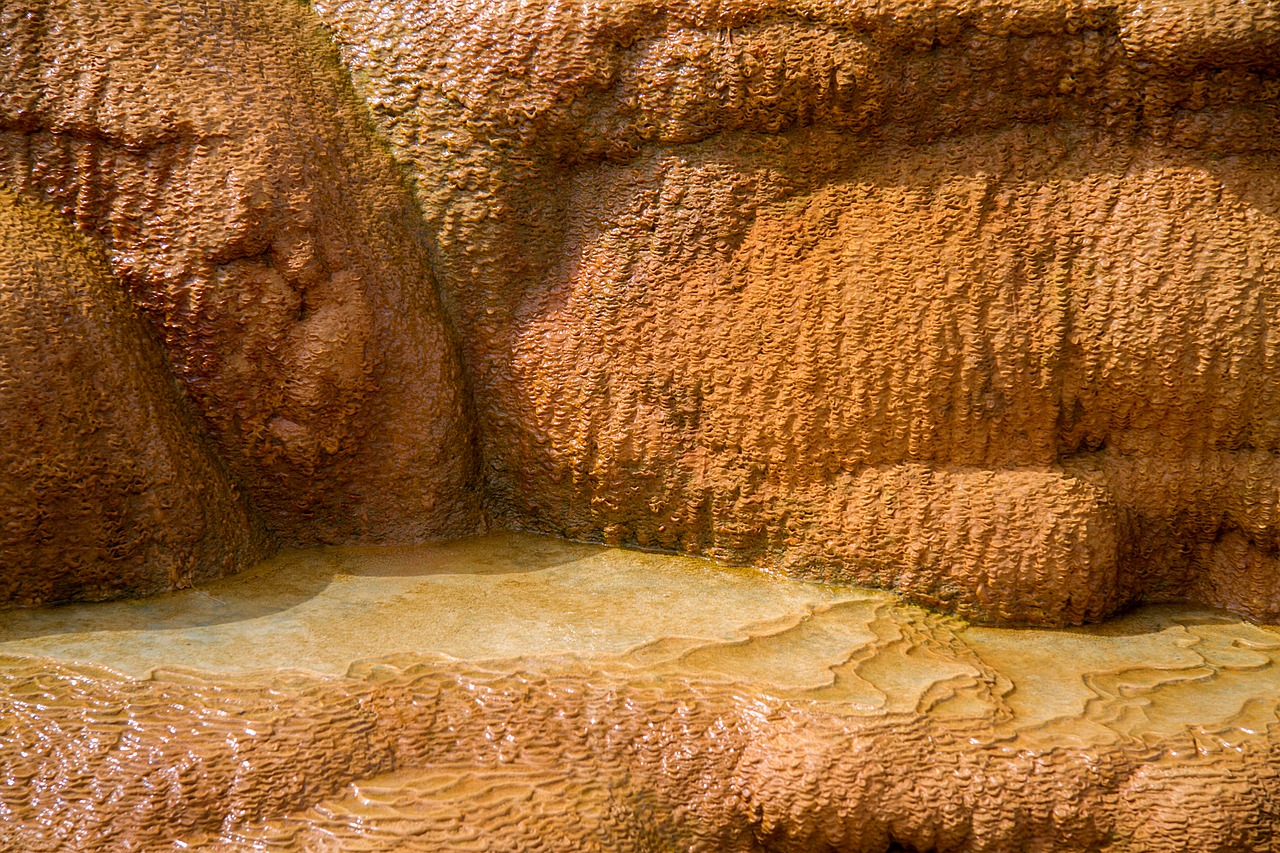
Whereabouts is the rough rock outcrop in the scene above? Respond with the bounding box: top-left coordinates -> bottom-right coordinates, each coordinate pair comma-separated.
0,0 -> 482,547
0,188 -> 270,605
3,0 -> 1279,623
316,0 -> 1280,625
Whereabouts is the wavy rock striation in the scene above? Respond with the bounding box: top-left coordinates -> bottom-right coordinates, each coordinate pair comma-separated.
3,534 -> 1280,851
315,0 -> 1280,625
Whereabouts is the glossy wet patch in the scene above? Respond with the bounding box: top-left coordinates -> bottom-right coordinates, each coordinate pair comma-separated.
5,532 -> 1280,851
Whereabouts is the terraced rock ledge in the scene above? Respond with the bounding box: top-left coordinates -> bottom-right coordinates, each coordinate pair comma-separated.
3,0 -> 1280,848
4,532 -> 1280,851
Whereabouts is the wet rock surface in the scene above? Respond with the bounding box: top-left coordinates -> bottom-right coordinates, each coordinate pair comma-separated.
3,0 -> 1280,844
3,533 -> 1280,851
0,188 -> 271,606
315,0 -> 1280,625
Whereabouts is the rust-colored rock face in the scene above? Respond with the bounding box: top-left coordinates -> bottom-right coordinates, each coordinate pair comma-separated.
0,0 -> 482,548
316,0 -> 1280,625
0,188 -> 271,605
7,1 -> 1280,848
1,0 -> 1278,621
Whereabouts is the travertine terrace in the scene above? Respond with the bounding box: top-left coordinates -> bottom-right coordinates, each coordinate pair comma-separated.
4,534 -> 1280,852
3,0 -> 1280,849
1,0 -> 1278,623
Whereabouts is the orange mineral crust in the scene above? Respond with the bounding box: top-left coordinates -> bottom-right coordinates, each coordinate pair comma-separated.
315,0 -> 1280,625
0,188 -> 271,606
3,533 -> 1280,852
0,0 -> 482,548
13,657 -> 1260,853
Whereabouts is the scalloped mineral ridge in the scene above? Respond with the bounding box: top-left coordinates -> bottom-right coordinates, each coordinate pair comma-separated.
312,0 -> 1280,626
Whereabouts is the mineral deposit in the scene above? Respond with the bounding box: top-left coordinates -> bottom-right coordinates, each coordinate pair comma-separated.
0,188 -> 271,605
3,0 -> 1280,847
4,534 -> 1280,852
0,0 -> 482,549
316,0 -> 1280,625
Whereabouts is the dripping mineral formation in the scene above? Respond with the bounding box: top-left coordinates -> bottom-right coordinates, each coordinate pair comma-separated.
2,0 -> 1279,624
0,188 -> 272,605
313,0 -> 1280,626
0,0 -> 483,555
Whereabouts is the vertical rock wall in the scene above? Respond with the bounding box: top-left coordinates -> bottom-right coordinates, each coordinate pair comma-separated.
315,0 -> 1280,625
0,0 -> 483,549
2,0 -> 1279,623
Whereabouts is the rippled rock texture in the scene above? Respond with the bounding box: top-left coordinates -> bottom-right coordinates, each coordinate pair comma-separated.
4,534 -> 1280,852
315,0 -> 1280,626
2,0 -> 1280,624
0,188 -> 271,605
4,1 -> 1280,849
0,0 -> 482,558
